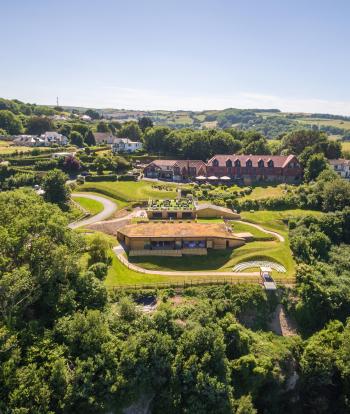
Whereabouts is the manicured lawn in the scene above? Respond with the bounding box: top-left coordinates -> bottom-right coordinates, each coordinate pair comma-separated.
73,196 -> 104,215
78,180 -> 179,206
130,239 -> 294,275
231,221 -> 275,240
240,209 -> 324,235
242,185 -> 285,201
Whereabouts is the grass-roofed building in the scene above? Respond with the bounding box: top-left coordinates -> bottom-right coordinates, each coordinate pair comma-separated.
117,221 -> 247,256
146,198 -> 240,220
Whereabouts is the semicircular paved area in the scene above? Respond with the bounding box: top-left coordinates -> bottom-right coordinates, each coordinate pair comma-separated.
233,260 -> 286,273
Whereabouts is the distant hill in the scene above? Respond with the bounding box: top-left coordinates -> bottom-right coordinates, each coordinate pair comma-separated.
60,105 -> 350,139
2,97 -> 350,140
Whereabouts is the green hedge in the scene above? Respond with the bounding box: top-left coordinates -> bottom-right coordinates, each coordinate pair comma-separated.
85,174 -> 118,182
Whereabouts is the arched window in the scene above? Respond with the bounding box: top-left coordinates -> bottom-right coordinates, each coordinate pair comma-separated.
258,159 -> 264,168
226,159 -> 232,168
212,159 -> 219,167
246,159 -> 252,167
234,159 -> 241,167
268,159 -> 274,168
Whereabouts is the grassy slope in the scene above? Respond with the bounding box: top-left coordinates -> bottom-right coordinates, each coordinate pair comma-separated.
78,180 -> 179,207
242,185 -> 284,201
74,196 -> 104,215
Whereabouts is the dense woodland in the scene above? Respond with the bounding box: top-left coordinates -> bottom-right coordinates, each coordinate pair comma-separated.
1,98 -> 350,413
0,188 -> 350,413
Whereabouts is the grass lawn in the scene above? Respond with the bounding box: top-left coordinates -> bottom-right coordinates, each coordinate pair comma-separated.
297,117 -> 350,130
78,180 -> 179,207
130,239 -> 294,277
240,209 -> 324,235
231,221 -> 275,240
74,196 -> 104,215
342,141 -> 350,152
242,185 -> 285,201
0,143 -> 40,154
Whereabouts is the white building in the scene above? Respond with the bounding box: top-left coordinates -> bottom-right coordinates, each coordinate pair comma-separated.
329,159 -> 350,179
112,138 -> 143,154
40,131 -> 68,146
52,151 -> 76,159
13,135 -> 45,147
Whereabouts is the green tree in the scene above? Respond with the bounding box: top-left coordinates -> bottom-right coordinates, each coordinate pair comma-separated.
42,169 -> 70,206
138,116 -> 154,131
85,130 -> 96,146
96,121 -> 109,132
85,109 -> 100,120
70,131 -> 84,147
26,116 -> 53,135
118,121 -> 142,141
304,153 -> 328,182
88,234 -> 111,266
0,110 -> 23,134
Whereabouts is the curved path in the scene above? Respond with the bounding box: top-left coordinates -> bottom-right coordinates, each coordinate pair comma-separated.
69,193 -> 118,229
113,246 -> 260,277
236,220 -> 285,242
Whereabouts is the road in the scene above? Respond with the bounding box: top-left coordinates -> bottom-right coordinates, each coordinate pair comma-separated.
69,193 -> 118,229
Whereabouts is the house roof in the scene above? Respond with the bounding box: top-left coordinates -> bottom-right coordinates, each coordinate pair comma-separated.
329,158 -> 350,166
93,132 -> 116,142
118,222 -> 244,239
146,159 -> 206,170
207,154 -> 298,168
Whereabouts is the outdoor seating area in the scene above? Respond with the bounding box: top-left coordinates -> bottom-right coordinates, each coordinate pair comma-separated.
195,175 -> 232,184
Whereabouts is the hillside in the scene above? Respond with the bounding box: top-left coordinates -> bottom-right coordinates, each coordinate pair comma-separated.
62,105 -> 350,139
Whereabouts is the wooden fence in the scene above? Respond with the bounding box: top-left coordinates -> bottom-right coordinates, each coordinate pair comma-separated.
107,277 -> 295,291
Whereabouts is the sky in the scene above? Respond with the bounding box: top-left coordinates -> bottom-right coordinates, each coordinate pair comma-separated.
1,0 -> 350,114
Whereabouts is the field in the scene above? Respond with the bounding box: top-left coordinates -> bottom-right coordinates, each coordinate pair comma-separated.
78,180 -> 179,207
342,141 -> 350,152
297,117 -> 350,130
242,184 -> 285,201
0,140 -> 47,154
73,196 -> 104,215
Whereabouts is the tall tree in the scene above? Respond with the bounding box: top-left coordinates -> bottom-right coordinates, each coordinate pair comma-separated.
0,110 -> 23,135
42,169 -> 70,207
26,116 -> 53,135
85,130 -> 96,146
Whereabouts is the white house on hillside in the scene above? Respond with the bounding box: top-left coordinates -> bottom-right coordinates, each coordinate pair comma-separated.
329,159 -> 350,179
112,138 -> 143,154
40,131 -> 68,146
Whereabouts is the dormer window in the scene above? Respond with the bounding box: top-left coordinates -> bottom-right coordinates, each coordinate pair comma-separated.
246,159 -> 252,167
268,159 -> 274,168
234,159 -> 241,167
212,159 -> 219,167
226,159 -> 232,168
258,159 -> 264,168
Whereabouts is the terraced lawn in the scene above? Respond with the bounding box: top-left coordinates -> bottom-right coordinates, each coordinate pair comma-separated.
78,180 -> 179,207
